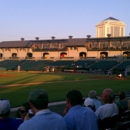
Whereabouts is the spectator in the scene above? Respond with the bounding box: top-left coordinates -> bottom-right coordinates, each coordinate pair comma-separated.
84,97 -> 96,111
18,89 -> 67,130
116,91 -> 130,114
88,90 -> 102,110
95,88 -> 119,120
119,91 -> 128,110
16,108 -> 21,119
64,90 -> 98,130
0,99 -> 23,130
16,102 -> 30,120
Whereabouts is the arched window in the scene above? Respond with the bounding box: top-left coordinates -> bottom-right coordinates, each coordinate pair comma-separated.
0,53 -> 3,58
60,52 -> 67,58
79,52 -> 86,59
12,53 -> 17,57
100,52 -> 108,59
123,52 -> 130,59
27,53 -> 32,57
43,52 -> 49,58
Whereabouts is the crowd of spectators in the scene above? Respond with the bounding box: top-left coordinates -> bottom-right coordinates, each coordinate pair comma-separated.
0,88 -> 130,130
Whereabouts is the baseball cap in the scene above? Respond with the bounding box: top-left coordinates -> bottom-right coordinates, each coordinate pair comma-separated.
28,89 -> 48,103
84,98 -> 94,107
0,99 -> 10,114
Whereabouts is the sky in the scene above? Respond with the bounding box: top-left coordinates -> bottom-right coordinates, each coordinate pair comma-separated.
0,0 -> 130,42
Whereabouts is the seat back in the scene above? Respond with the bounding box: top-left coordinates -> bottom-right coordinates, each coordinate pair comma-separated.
116,121 -> 130,130
117,110 -> 130,123
98,115 -> 118,130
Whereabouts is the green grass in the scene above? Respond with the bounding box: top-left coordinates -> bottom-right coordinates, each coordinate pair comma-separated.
0,70 -> 130,107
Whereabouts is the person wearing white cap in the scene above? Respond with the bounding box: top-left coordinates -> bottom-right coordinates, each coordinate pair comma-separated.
88,90 -> 102,110
0,99 -> 23,130
84,98 -> 96,111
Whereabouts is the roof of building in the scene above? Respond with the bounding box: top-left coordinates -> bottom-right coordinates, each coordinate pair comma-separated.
0,39 -> 68,48
102,17 -> 120,21
0,36 -> 130,48
67,38 -> 86,46
0,40 -> 32,48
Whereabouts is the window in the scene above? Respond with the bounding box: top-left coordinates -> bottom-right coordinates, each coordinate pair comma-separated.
114,26 -> 120,37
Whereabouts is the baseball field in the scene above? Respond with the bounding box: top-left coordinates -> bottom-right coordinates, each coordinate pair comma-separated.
0,70 -> 130,108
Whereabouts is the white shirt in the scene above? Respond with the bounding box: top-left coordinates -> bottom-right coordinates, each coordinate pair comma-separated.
95,103 -> 119,120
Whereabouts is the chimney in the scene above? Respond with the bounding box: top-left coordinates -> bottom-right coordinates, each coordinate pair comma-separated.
51,36 -> 55,40
21,38 -> 24,41
68,35 -> 73,39
35,37 -> 39,40
86,35 -> 91,38
107,34 -> 111,37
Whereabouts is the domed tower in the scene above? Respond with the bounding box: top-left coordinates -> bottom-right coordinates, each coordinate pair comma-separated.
96,17 -> 126,37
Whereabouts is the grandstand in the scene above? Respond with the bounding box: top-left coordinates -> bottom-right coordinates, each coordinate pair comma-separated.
88,60 -> 119,70
0,35 -> 130,75
0,58 -> 129,75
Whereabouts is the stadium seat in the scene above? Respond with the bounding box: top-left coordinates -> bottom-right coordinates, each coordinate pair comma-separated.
117,110 -> 130,123
98,115 -> 118,130
116,121 -> 130,130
